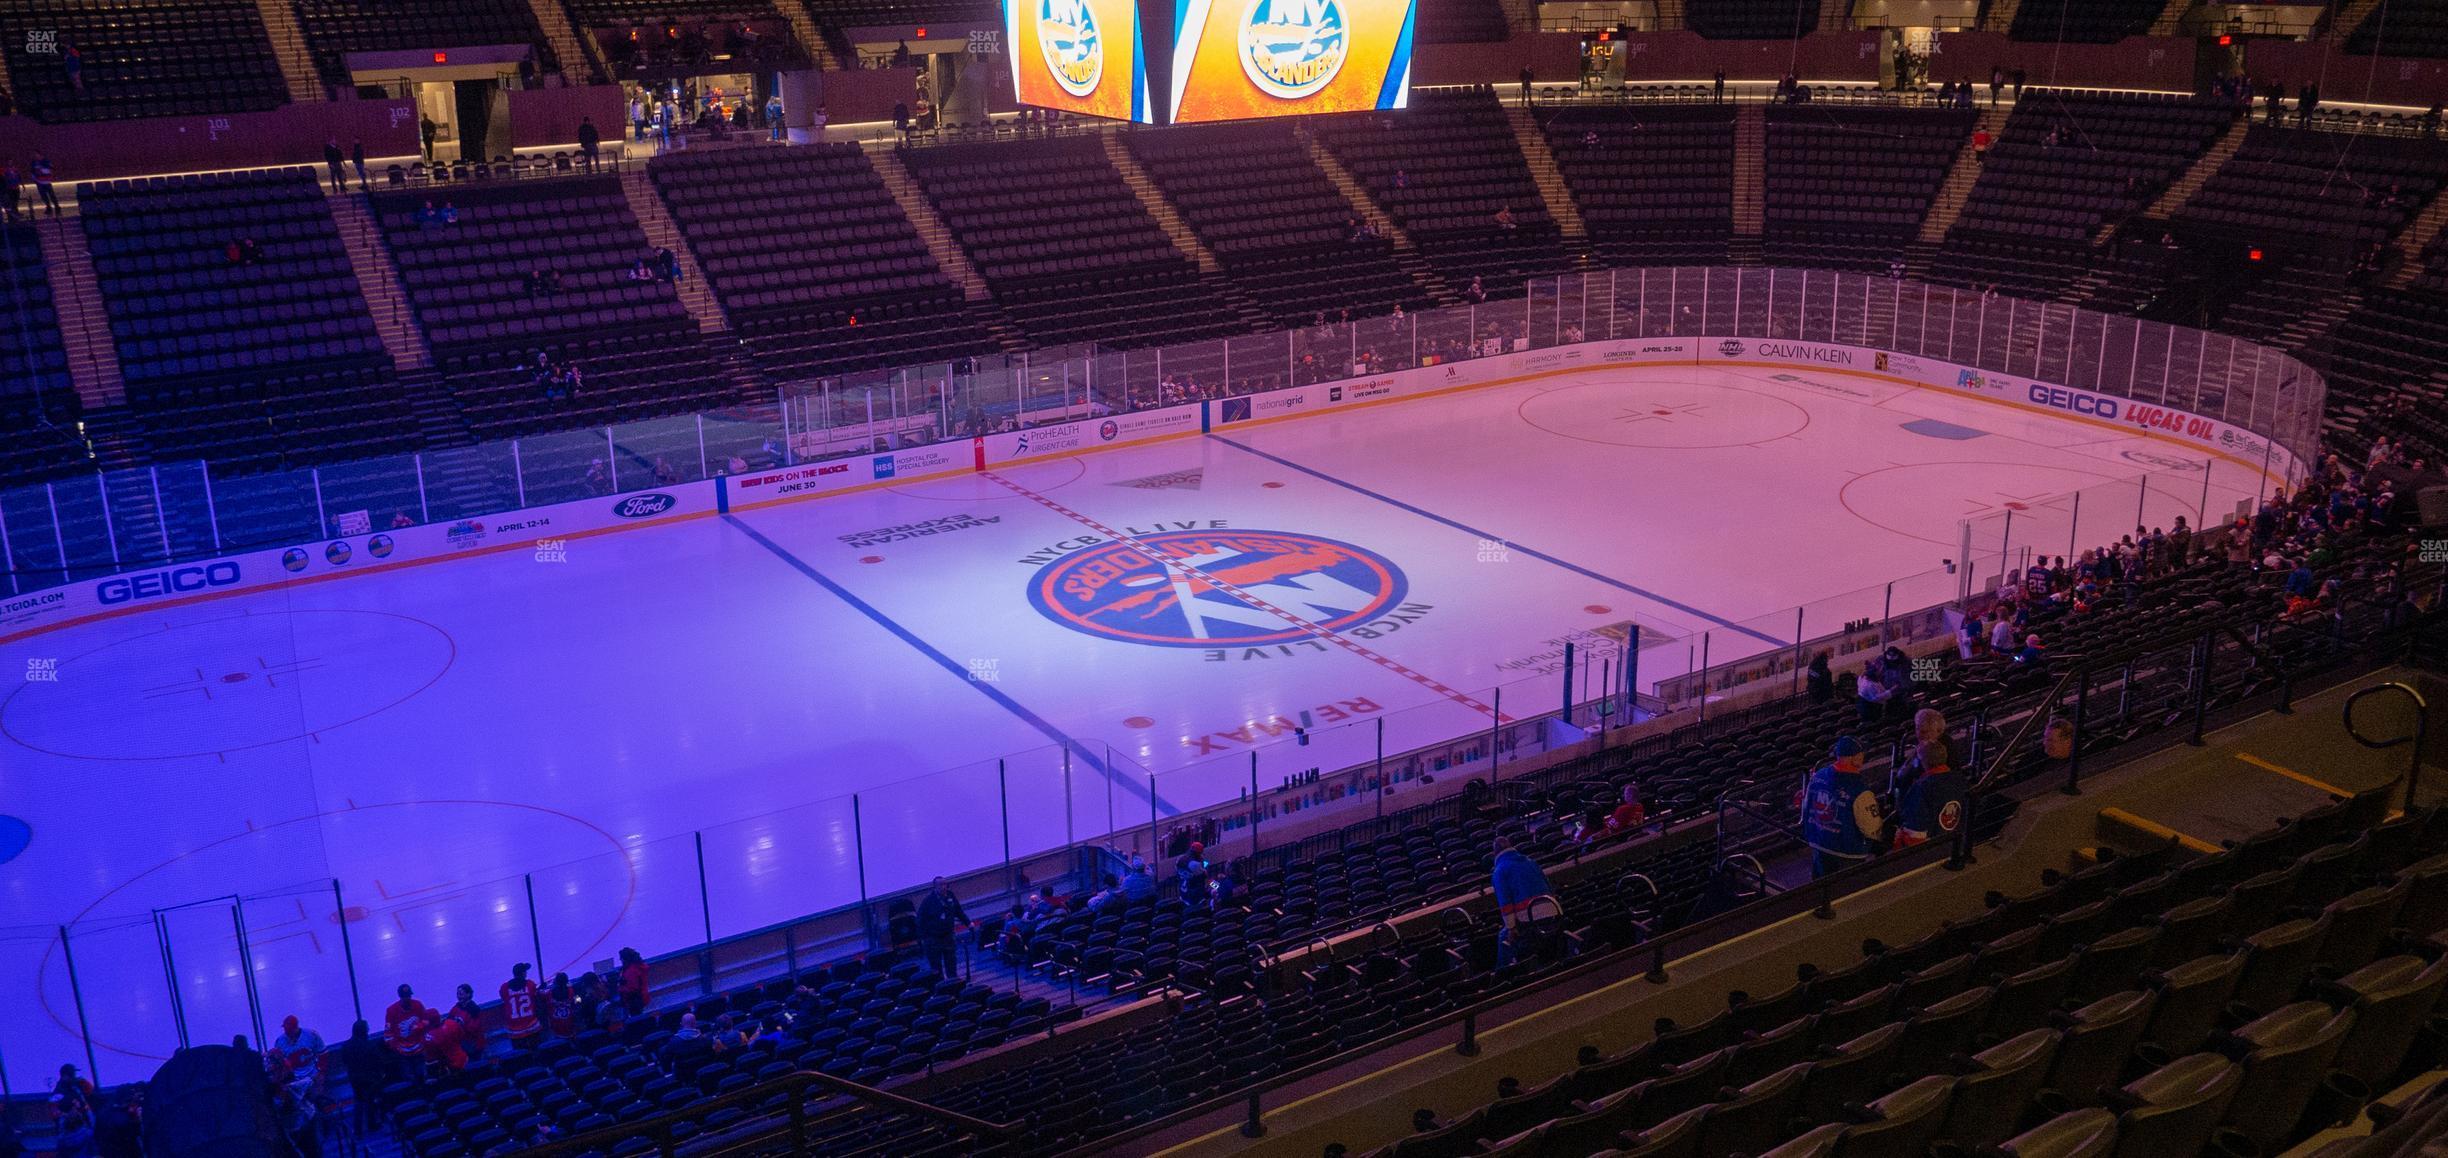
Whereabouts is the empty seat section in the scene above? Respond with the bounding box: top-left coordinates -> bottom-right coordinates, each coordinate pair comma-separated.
371,175 -> 733,440
1124,121 -> 1434,327
647,143 -> 994,379
900,135 -> 1244,350
0,0 -> 287,123
1314,87 -> 1575,298
77,168 -> 409,476
1540,103 -> 1736,267
1764,105 -> 1969,272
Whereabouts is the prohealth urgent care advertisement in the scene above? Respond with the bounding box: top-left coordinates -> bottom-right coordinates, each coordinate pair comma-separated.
1167,0 -> 1414,123
1006,0 -> 1152,122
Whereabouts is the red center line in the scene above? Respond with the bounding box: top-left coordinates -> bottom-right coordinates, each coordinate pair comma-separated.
982,471 -> 1509,721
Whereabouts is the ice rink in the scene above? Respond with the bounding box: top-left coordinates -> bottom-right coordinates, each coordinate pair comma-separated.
0,358 -> 2278,1086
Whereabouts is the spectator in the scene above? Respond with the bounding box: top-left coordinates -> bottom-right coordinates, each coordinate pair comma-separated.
1801,736 -> 1884,877
1989,65 -> 2004,106
0,159 -> 19,224
270,1014 -> 324,1082
351,141 -> 369,189
439,200 -> 459,226
1491,834 -> 1552,965
628,257 -> 655,282
418,1008 -> 471,1074
1988,612 -> 2018,654
656,248 -> 681,281
543,972 -> 581,1039
2013,633 -> 2046,666
339,1020 -> 387,1133
631,93 -> 648,140
617,946 -> 650,1015
661,1012 -> 713,1074
1713,67 -> 1726,103
1175,842 -> 1212,902
325,138 -> 348,192
1805,650 -> 1833,702
917,877 -> 970,979
1492,206 -> 1516,231
62,39 -> 83,92
1602,781 -> 1645,835
578,116 -> 602,167
1466,275 -> 1487,304
1121,855 -> 1157,903
1972,126 -> 1992,163
1855,654 -> 1892,724
420,116 -> 439,161
51,1064 -> 94,1158
383,983 -> 427,1076
1519,66 -> 1534,102
29,154 -> 58,217
500,962 -> 543,1046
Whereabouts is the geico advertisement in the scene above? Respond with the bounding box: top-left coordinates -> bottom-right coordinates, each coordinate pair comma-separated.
1007,0 -> 1148,122
1167,0 -> 1414,123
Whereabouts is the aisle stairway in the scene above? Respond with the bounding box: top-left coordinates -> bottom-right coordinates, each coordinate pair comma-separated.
2132,111 -> 2248,230
1297,126 -> 1461,306
527,0 -> 605,83
1505,104 -> 1589,252
1916,107 -> 2005,244
617,167 -> 725,331
33,216 -> 124,410
781,2 -> 845,72
2388,191 -> 2448,289
327,195 -> 432,371
252,0 -> 326,104
2328,0 -> 2385,41
1733,105 -> 1765,241
1099,131 -> 1222,275
866,145 -> 992,303
1986,0 -> 2025,32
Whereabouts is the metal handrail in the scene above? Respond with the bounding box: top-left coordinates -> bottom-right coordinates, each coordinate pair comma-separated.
2345,681 -> 2433,812
1973,664 -> 2083,794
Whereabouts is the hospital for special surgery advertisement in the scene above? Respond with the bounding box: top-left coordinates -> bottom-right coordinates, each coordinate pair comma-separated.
1007,0 -> 1151,122
1167,0 -> 1414,123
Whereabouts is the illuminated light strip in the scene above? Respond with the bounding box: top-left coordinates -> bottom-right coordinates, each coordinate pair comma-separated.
983,470 -> 1508,721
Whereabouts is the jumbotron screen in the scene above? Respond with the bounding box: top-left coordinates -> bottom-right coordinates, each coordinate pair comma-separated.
1007,0 -> 1154,123
1166,0 -> 1415,123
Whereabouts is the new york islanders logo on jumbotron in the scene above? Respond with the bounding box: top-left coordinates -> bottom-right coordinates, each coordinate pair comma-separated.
1038,0 -> 1104,97
1027,530 -> 1407,647
1239,0 -> 1347,100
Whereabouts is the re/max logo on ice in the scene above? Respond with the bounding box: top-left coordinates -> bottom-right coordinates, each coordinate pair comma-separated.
2027,384 -> 2119,419
96,562 -> 242,605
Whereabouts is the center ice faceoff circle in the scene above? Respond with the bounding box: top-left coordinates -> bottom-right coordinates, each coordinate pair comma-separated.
1028,529 -> 1408,648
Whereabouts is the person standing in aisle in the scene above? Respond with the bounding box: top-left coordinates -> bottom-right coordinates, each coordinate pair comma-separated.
29,154 -> 58,216
1801,737 -> 1885,878
917,877 -> 970,980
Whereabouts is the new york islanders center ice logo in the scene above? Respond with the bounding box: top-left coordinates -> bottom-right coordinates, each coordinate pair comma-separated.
1239,0 -> 1346,100
1038,0 -> 1104,97
1029,530 -> 1406,647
